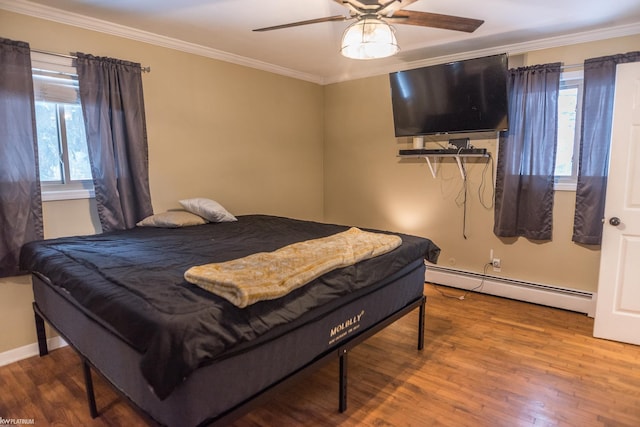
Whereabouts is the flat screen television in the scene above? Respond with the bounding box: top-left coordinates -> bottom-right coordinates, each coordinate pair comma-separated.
389,54 -> 509,137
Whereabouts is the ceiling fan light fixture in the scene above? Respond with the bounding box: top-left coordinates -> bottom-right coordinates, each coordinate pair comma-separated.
340,17 -> 399,60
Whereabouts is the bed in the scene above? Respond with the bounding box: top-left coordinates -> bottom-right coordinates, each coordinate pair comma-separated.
20,214 -> 440,426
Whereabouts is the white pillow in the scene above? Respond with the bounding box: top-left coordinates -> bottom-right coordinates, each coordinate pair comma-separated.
179,198 -> 237,223
136,210 -> 209,228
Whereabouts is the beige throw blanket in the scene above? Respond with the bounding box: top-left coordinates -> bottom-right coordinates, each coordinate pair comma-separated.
184,227 -> 402,308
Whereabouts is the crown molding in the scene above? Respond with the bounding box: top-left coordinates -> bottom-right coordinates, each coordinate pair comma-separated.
0,0 -> 325,85
2,0 -> 639,86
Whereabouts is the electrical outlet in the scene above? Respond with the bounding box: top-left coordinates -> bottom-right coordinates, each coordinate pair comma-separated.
492,258 -> 501,272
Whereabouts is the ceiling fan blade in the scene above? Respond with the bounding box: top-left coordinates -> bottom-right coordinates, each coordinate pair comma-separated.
253,15 -> 348,32
334,0 -> 365,15
378,0 -> 420,16
338,0 -> 381,9
386,10 -> 484,33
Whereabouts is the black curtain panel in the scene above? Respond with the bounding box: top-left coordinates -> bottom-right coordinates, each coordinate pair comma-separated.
0,38 -> 43,277
494,63 -> 561,240
572,51 -> 640,245
76,53 -> 153,232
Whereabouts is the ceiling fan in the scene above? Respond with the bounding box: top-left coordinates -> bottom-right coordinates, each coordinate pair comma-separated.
253,0 -> 484,59
254,0 -> 484,34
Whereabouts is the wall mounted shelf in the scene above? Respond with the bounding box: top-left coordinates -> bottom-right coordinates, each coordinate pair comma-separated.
398,148 -> 490,179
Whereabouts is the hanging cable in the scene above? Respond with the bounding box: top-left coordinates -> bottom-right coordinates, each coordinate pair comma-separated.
430,262 -> 492,300
478,153 -> 495,209
461,174 -> 468,239
454,146 -> 468,239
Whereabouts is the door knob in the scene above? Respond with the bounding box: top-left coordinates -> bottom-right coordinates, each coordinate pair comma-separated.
609,217 -> 621,226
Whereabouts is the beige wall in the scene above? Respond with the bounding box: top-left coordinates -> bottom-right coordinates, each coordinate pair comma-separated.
1,7 -> 638,356
0,199 -> 99,352
0,10 -> 324,354
324,34 -> 640,294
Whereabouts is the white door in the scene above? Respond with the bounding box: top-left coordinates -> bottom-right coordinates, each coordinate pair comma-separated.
593,62 -> 640,345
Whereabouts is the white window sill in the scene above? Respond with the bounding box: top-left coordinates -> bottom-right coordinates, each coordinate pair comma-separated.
42,188 -> 95,202
554,181 -> 577,192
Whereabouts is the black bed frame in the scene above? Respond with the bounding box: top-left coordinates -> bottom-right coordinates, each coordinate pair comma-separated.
33,293 -> 426,426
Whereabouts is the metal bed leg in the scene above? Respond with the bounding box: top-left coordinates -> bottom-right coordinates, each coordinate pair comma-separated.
82,360 -> 99,418
33,303 -> 49,357
339,349 -> 348,413
418,296 -> 426,350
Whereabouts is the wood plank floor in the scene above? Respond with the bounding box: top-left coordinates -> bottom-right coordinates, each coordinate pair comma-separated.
1,284 -> 639,426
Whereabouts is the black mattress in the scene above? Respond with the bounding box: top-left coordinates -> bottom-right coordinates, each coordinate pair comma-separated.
21,215 -> 439,400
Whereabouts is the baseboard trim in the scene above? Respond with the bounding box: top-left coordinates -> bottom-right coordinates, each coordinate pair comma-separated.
425,264 -> 596,317
0,336 -> 68,367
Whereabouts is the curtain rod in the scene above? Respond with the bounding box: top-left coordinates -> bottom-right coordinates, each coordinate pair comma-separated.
31,48 -> 151,73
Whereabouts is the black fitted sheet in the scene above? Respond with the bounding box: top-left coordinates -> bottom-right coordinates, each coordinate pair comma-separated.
21,215 -> 439,399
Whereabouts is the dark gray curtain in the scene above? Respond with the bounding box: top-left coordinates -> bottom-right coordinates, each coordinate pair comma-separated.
494,63 -> 561,240
0,38 -> 43,278
572,51 -> 640,245
76,53 -> 153,232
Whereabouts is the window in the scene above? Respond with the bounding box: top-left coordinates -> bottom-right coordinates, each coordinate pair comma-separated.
554,70 -> 584,191
31,52 -> 94,201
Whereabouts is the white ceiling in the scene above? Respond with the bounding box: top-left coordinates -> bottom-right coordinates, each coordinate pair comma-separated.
3,0 -> 640,84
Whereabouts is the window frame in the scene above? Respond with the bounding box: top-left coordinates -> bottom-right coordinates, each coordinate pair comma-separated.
32,52 -> 94,202
554,70 -> 584,192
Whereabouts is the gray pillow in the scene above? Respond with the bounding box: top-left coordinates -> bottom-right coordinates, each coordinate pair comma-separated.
179,198 -> 237,223
136,210 -> 209,228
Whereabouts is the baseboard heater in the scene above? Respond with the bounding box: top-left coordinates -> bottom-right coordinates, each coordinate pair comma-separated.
424,264 -> 596,317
